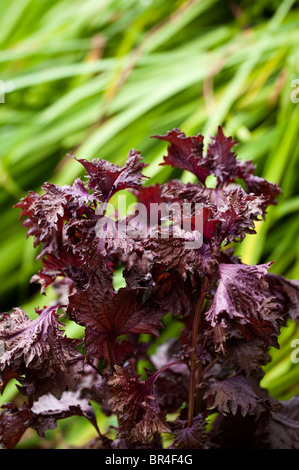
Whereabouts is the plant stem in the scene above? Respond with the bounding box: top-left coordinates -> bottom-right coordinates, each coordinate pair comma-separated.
187,278 -> 208,427
194,333 -> 208,414
194,362 -> 204,415
104,340 -> 115,372
147,360 -> 185,387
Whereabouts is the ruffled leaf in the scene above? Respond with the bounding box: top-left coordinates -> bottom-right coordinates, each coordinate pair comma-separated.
0,306 -> 83,399
74,150 -> 148,201
67,277 -> 165,358
108,366 -> 170,442
154,128 -> 209,184
204,375 -> 274,418
267,397 -> 299,449
171,415 -> 207,449
206,263 -> 282,351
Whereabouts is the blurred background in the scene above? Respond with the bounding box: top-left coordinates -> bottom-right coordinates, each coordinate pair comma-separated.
0,0 -> 299,448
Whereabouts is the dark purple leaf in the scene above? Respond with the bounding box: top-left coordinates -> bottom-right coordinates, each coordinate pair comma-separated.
214,187 -> 267,243
0,403 -> 32,449
243,175 -> 282,205
0,306 -> 83,399
0,387 -> 100,449
267,273 -> 299,322
171,414 -> 207,449
74,150 -> 148,201
204,375 -> 275,418
206,125 -> 238,186
154,128 -> 211,183
218,338 -> 272,380
67,276 -> 165,358
207,412 -> 269,449
266,397 -> 299,449
108,366 -> 170,442
206,263 -> 282,351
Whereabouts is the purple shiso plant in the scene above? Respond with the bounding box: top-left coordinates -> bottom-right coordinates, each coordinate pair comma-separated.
1,126 -> 299,449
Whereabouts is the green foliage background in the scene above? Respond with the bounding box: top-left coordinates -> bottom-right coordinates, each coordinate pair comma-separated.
0,0 -> 299,448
